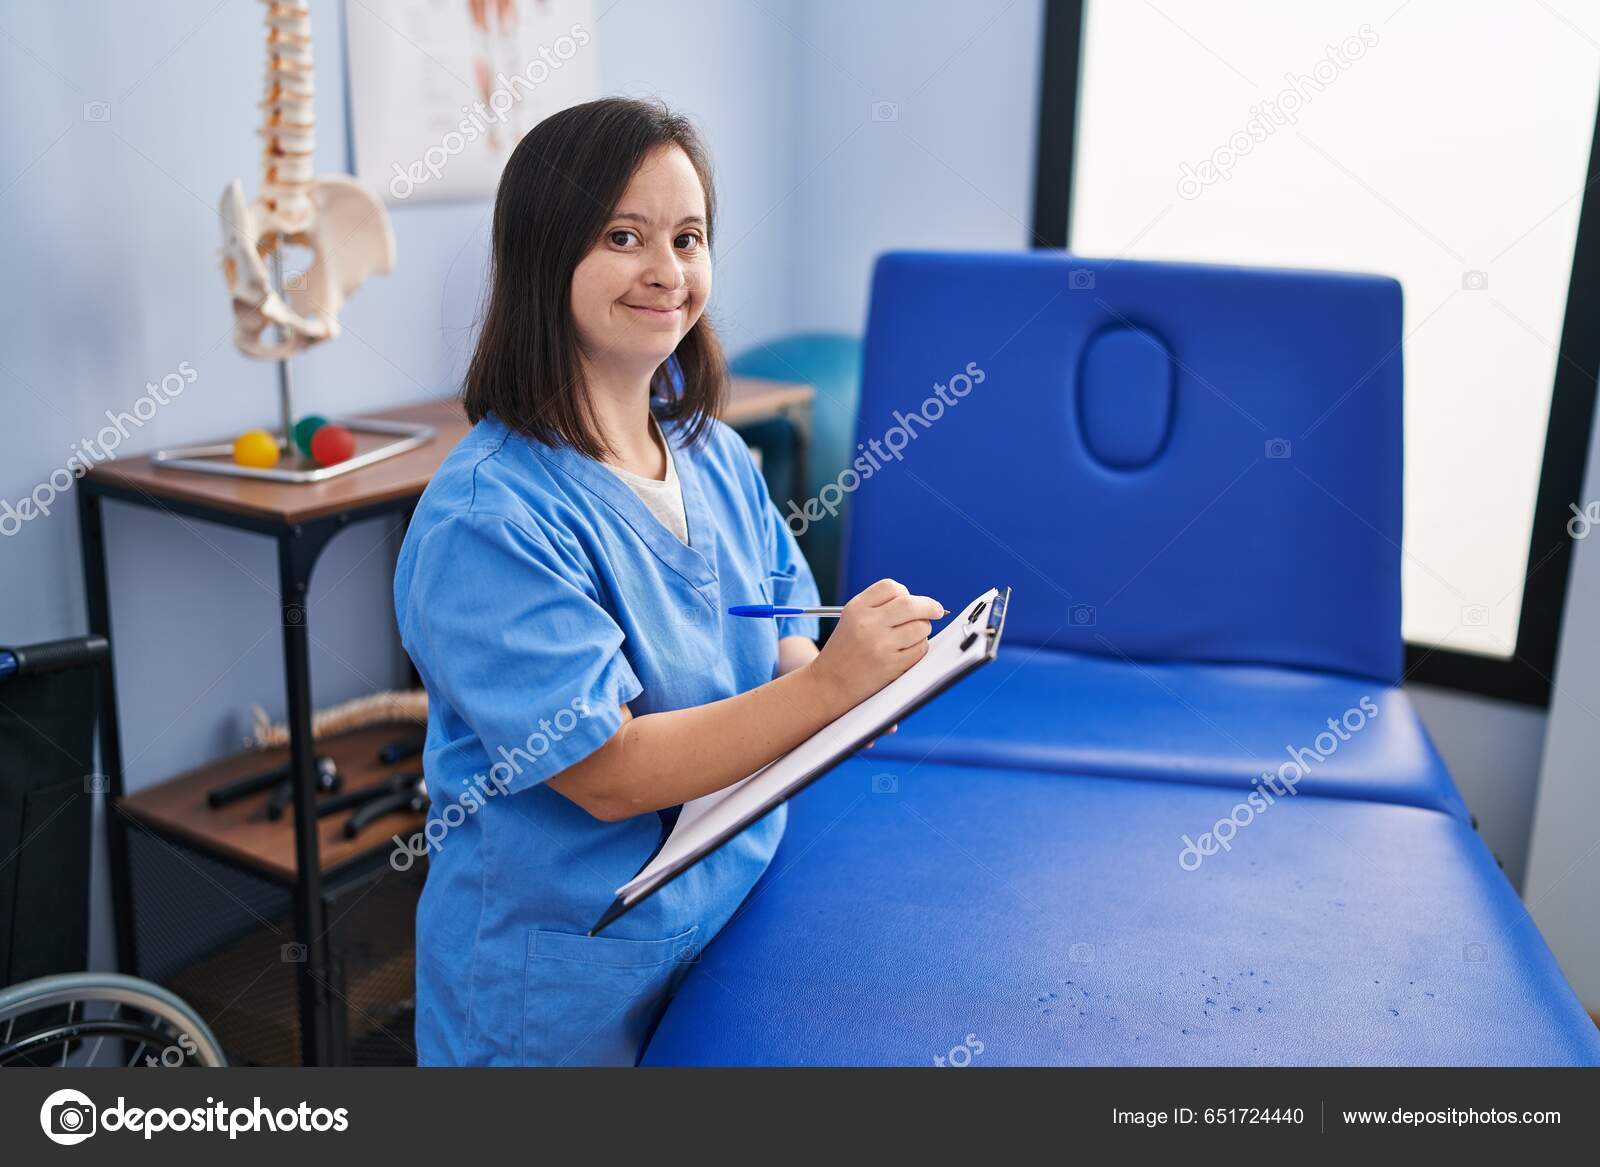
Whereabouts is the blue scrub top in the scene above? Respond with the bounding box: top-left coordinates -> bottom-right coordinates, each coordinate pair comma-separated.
393,407 -> 820,1066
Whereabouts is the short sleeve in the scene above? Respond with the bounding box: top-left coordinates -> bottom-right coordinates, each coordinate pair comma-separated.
400,512 -> 642,795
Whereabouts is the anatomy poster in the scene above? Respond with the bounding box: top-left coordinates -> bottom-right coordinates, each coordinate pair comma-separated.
345,0 -> 599,204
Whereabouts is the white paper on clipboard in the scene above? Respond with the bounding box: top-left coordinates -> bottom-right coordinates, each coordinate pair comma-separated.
602,586 -> 1009,923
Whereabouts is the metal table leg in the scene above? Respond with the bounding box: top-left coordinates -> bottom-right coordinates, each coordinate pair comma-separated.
75,486 -> 138,978
278,518 -> 342,1065
786,401 -> 812,511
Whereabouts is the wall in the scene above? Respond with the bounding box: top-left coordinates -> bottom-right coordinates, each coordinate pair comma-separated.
788,0 -> 1046,336
1526,400 -> 1600,1009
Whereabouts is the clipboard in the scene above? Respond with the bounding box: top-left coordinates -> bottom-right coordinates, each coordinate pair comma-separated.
590,585 -> 1011,934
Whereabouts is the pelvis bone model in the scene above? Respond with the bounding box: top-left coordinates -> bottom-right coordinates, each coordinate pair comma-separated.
219,0 -> 394,360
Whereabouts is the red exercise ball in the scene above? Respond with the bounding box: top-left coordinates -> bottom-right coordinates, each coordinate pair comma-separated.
310,423 -> 356,467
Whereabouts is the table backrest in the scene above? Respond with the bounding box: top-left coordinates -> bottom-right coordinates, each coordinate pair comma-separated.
841,250 -> 1404,683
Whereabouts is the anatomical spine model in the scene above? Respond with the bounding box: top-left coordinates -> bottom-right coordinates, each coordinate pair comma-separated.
219,0 -> 394,361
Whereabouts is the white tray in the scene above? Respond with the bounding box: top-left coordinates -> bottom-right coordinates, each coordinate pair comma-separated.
150,417 -> 436,484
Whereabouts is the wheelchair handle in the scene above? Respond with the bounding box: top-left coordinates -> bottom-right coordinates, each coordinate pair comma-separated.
0,634 -> 109,681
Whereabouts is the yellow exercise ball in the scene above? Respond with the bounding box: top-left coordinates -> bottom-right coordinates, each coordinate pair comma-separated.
232,429 -> 281,469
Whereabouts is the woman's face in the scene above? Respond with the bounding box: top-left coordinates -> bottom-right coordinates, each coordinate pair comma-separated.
570,144 -> 711,377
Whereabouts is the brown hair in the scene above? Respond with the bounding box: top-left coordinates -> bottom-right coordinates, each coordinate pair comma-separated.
463,97 -> 726,458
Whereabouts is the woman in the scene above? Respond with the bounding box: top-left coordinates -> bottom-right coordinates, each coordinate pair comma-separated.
394,97 -> 941,1066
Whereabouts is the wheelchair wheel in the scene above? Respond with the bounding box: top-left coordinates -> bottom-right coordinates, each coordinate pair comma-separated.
0,972 -> 227,1067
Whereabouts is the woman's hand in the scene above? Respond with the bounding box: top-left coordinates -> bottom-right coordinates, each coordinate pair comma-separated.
805,579 -> 944,716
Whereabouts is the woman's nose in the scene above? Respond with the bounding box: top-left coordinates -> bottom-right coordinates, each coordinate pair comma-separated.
641,242 -> 687,290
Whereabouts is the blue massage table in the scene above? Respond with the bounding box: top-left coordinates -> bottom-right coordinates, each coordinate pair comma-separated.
643,757 -> 1598,1066
643,251 -> 1599,1065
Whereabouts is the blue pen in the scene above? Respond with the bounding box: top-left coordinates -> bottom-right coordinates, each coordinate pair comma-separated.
727,604 -> 950,619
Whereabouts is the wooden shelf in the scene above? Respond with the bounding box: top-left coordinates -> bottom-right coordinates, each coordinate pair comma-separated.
119,722 -> 428,883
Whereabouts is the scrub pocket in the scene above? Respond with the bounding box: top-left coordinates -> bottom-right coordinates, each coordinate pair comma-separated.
523,924 -> 700,1066
762,567 -> 799,605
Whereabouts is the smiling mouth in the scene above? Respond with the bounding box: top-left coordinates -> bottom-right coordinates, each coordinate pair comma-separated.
623,302 -> 683,315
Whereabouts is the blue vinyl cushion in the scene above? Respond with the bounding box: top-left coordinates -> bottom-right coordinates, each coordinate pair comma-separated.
643,758 -> 1600,1066
844,251 -> 1404,683
869,644 -> 1469,822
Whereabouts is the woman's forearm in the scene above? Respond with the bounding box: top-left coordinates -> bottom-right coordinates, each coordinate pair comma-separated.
547,640 -> 841,821
550,580 -> 943,822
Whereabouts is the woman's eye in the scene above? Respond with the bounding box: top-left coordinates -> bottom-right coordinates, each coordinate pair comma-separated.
676,233 -> 702,252
608,229 -> 639,247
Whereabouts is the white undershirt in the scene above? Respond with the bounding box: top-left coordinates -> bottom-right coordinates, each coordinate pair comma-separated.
601,414 -> 689,544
